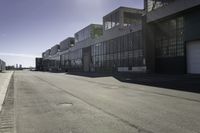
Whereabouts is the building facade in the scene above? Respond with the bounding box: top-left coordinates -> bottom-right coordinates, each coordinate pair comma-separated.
38,7 -> 146,73
37,1 -> 200,75
0,59 -> 6,72
144,0 -> 200,74
59,7 -> 146,73
35,58 -> 43,71
60,24 -> 103,72
91,7 -> 146,73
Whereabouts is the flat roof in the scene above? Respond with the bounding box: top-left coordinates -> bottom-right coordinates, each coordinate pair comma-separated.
60,37 -> 74,43
103,6 -> 144,19
75,24 -> 102,35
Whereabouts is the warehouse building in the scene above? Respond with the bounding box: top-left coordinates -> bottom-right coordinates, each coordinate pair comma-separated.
39,37 -> 75,72
59,7 -> 146,73
38,2 -> 200,75
91,7 -> 145,73
58,24 -> 103,72
42,45 -> 61,72
38,7 -> 146,73
144,0 -> 200,74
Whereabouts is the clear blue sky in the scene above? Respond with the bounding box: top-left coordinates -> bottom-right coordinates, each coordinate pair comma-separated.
0,0 -> 143,67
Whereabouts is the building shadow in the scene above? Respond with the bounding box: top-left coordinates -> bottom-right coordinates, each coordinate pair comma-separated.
66,71 -> 200,94
113,72 -> 200,94
66,72 -> 112,78
0,71 -> 6,73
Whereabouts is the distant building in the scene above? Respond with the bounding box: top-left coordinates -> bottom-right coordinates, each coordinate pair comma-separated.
6,65 -> 15,70
16,64 -> 18,69
0,59 -> 6,72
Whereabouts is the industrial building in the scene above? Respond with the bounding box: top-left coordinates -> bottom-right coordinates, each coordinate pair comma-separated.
40,37 -> 75,72
37,1 -> 200,75
144,0 -> 200,74
0,59 -> 6,72
92,7 -> 145,73
61,24 -> 103,72
38,7 -> 146,73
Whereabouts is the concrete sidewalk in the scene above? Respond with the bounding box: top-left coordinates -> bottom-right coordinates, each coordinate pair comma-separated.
0,71 -> 13,111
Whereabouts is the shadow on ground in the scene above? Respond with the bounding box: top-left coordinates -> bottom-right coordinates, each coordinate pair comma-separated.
0,71 -> 6,73
66,72 -> 113,78
67,72 -> 200,94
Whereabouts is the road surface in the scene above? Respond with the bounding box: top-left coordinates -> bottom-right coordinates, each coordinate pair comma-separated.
11,71 -> 200,133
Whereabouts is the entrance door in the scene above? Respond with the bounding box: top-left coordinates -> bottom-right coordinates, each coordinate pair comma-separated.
187,41 -> 200,74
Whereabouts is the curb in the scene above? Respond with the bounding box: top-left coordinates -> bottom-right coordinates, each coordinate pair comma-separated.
0,71 -> 14,112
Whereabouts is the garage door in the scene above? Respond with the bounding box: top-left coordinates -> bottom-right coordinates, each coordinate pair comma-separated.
187,41 -> 200,74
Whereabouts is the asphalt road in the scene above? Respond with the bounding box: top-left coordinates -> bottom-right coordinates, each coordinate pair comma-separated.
13,71 -> 200,133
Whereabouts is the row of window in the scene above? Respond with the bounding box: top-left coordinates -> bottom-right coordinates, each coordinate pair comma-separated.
124,12 -> 142,27
104,11 -> 120,30
104,11 -> 142,30
75,26 -> 91,43
91,31 -> 143,56
59,31 -> 145,71
91,31 -> 145,70
155,16 -> 184,58
92,51 -> 145,69
60,49 -> 82,67
75,25 -> 103,43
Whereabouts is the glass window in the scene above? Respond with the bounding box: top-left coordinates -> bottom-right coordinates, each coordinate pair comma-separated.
106,41 -> 109,54
115,11 -> 120,26
120,36 -> 124,52
103,42 -> 106,54
128,33 -> 133,50
104,16 -> 112,30
91,26 -> 103,39
117,52 -> 120,66
133,32 -> 139,50
104,11 -> 120,30
112,40 -> 115,54
155,16 -> 184,58
124,12 -> 142,27
177,17 -> 184,29
117,37 -> 121,52
124,35 -> 128,51
169,19 -> 176,30
111,14 -> 116,28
